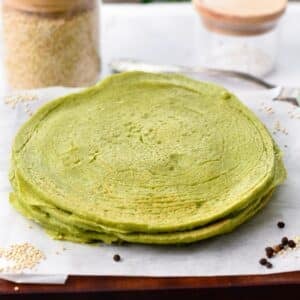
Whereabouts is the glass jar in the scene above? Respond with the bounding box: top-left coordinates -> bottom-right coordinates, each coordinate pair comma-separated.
193,0 -> 287,77
1,0 -> 101,90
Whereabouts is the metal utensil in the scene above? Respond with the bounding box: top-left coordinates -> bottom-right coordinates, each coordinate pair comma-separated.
110,59 -> 300,107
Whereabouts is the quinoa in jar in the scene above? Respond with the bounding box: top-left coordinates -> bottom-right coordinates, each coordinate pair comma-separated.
2,0 -> 101,89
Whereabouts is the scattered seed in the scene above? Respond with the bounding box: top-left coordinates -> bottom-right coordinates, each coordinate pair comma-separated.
266,262 -> 273,269
294,236 -> 300,244
265,247 -> 274,258
288,240 -> 296,248
273,120 -> 288,135
259,258 -> 267,266
0,243 -> 45,273
113,254 -> 121,262
281,237 -> 289,246
273,244 -> 283,253
4,93 -> 38,108
260,103 -> 275,115
14,286 -> 19,292
277,221 -> 285,229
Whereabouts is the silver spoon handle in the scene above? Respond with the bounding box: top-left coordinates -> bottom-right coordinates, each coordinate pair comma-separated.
275,87 -> 300,106
110,59 -> 276,89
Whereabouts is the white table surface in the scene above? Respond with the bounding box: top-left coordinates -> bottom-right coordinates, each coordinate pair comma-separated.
101,3 -> 300,87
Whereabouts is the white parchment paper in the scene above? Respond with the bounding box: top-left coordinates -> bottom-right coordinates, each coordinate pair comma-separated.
0,86 -> 299,284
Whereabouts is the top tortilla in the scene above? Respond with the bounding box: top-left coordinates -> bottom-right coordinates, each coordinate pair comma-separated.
11,72 -> 285,234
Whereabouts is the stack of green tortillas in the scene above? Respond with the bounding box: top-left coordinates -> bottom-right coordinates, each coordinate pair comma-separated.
10,72 -> 286,244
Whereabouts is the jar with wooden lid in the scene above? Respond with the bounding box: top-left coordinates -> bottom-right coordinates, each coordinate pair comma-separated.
193,0 -> 287,77
1,0 -> 101,90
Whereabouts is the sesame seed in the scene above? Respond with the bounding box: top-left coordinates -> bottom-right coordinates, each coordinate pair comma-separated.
14,286 -> 19,292
273,120 -> 289,136
260,104 -> 275,116
273,245 -> 280,253
0,243 -> 45,273
4,93 -> 38,108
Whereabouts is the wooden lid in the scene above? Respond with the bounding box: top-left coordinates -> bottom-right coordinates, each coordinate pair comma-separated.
3,0 -> 93,13
193,0 -> 287,35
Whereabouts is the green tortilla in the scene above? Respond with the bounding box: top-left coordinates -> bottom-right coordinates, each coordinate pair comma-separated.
10,72 -> 286,244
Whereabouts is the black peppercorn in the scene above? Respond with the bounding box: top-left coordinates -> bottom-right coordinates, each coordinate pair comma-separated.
266,262 -> 273,269
259,258 -> 267,266
281,237 -> 289,246
265,247 -> 274,258
277,221 -> 285,229
288,240 -> 296,248
113,254 -> 121,262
